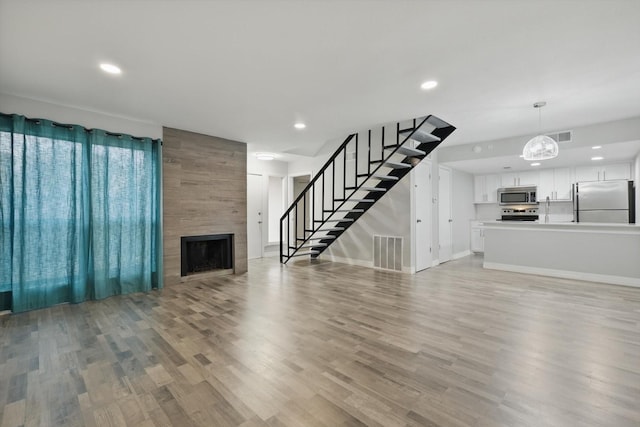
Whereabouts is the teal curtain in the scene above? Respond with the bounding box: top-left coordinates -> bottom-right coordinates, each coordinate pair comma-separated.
0,113 -> 162,312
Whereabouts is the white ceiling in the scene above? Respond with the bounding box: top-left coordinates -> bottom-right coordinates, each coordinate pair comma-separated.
442,139 -> 640,175
1,0 -> 640,158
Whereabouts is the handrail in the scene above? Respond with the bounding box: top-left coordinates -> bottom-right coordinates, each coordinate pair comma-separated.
280,114 -> 454,263
280,133 -> 355,221
303,116 -> 429,240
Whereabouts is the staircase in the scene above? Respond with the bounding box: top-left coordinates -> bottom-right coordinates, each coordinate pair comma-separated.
279,115 -> 455,264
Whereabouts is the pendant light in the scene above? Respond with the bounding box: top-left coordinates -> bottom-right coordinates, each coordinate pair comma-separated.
522,101 -> 558,161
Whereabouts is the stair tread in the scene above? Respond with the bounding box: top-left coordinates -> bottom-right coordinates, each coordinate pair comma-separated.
370,175 -> 399,181
317,227 -> 344,231
344,186 -> 386,192
336,198 -> 375,202
383,160 -> 411,169
399,128 -> 441,143
385,145 -> 427,157
301,236 -> 337,240
326,209 -> 365,213
315,218 -> 355,222
291,243 -> 328,249
290,251 -> 320,257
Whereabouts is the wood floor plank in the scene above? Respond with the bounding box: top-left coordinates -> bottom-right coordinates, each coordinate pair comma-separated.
0,255 -> 639,426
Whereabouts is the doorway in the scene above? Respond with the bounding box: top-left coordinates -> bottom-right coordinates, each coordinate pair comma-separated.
438,166 -> 453,263
291,174 -> 311,241
414,160 -> 432,272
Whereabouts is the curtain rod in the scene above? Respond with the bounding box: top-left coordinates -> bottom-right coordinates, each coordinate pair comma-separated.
1,112 -> 160,143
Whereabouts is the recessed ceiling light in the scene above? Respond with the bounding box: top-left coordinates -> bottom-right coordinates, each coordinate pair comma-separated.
591,156 -> 604,161
531,162 -> 541,166
294,122 -> 306,130
420,80 -> 438,90
99,63 -> 122,74
518,154 -> 524,158
592,146 -> 602,149
254,152 -> 276,161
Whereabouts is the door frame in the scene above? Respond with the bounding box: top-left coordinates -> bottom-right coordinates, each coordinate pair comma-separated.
247,173 -> 264,259
411,159 -> 432,273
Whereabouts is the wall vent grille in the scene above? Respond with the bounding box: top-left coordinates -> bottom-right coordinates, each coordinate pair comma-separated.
373,235 -> 403,271
545,130 -> 572,143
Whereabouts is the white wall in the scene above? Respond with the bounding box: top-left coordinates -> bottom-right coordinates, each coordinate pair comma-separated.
0,93 -> 162,139
247,155 -> 288,177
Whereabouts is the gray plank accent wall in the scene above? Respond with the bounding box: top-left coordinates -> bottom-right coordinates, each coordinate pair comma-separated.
162,127 -> 248,285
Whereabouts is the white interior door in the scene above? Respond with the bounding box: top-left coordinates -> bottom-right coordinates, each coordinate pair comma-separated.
438,166 -> 453,263
247,174 -> 263,259
414,160 -> 432,272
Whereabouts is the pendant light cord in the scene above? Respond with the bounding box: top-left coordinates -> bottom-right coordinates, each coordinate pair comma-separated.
534,101 -> 546,134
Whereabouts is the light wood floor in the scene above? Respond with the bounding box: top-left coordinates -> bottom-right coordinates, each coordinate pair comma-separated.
1,255 -> 639,427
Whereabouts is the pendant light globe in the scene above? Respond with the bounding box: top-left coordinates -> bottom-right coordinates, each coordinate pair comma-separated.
522,102 -> 558,161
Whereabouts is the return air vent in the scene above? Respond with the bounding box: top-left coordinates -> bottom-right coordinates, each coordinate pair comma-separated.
373,235 -> 403,271
545,130 -> 572,143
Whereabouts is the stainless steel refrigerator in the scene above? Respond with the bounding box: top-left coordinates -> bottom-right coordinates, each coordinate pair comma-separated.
573,180 -> 635,223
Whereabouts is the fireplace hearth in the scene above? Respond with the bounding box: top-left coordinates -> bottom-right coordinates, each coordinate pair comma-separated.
181,234 -> 233,276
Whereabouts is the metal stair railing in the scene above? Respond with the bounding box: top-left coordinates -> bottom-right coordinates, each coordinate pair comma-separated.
280,115 -> 455,264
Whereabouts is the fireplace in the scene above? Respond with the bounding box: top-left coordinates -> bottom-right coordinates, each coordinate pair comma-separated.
181,234 -> 234,276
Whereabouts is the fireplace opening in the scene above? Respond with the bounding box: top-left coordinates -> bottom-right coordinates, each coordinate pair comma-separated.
181,234 -> 233,276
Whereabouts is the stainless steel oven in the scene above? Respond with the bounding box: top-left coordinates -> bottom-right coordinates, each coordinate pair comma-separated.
501,208 -> 539,221
498,186 -> 537,206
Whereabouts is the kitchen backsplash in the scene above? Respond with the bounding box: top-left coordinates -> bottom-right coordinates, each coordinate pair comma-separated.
475,201 -> 574,222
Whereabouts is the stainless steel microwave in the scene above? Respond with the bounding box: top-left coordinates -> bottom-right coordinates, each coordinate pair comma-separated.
498,186 -> 537,205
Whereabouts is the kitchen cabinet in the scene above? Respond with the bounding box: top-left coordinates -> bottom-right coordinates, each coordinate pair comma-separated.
575,163 -> 631,182
474,174 -> 499,203
501,171 -> 539,187
538,167 -> 573,201
471,225 -> 485,253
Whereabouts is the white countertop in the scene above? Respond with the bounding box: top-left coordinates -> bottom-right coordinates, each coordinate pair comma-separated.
479,220 -> 640,233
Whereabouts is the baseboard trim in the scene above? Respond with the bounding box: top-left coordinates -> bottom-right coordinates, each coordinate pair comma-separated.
483,262 -> 640,288
319,254 -> 373,269
319,254 -> 412,273
452,250 -> 471,260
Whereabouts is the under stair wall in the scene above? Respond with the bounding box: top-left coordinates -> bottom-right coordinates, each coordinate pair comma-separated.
320,176 -> 413,269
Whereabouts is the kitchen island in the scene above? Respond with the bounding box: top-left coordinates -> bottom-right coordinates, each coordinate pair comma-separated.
480,221 -> 640,287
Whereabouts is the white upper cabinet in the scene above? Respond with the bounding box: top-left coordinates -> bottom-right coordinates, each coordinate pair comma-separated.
500,171 -> 539,187
538,167 -> 573,201
575,165 -> 600,182
575,163 -> 631,182
603,163 -> 631,181
518,171 -> 540,187
474,174 -> 499,203
474,162 -> 630,205
554,168 -> 573,200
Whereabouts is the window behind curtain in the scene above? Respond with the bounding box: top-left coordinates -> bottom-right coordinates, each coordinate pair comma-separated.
0,114 -> 162,312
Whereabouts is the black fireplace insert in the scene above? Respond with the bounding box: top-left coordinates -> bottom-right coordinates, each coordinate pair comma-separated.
181,234 -> 233,276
